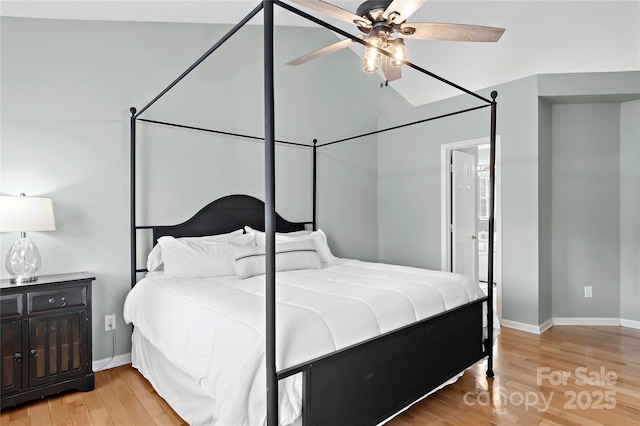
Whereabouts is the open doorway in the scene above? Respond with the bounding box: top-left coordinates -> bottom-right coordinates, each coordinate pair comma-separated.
441,137 -> 502,320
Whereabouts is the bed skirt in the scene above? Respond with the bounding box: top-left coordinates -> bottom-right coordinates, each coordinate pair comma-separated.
131,328 -> 221,425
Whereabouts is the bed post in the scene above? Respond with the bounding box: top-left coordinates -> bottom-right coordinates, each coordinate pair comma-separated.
130,107 -> 137,288
264,1 -> 278,425
486,91 -> 498,378
312,139 -> 317,231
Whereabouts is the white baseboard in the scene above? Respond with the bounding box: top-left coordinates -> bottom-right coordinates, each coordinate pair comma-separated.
501,317 -> 640,334
500,319 -> 544,334
93,353 -> 131,372
619,318 -> 640,329
539,318 -> 554,333
553,317 -> 624,326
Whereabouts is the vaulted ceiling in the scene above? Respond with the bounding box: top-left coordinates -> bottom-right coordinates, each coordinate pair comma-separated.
2,1 -> 638,106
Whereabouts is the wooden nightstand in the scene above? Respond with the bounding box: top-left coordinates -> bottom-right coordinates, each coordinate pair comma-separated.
0,272 -> 95,409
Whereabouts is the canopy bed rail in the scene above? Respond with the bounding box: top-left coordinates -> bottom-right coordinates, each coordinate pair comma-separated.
137,118 -> 309,148
316,104 -> 491,148
129,1 -> 499,425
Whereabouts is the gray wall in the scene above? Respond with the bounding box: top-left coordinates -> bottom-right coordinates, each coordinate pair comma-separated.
551,103 -> 621,318
620,100 -> 640,322
0,16 -> 409,360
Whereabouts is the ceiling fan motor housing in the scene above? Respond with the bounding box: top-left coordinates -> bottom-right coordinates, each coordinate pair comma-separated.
369,22 -> 393,43
356,0 -> 399,30
356,0 -> 393,18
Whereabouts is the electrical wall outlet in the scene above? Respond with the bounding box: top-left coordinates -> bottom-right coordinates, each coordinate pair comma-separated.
105,314 -> 116,331
584,286 -> 593,298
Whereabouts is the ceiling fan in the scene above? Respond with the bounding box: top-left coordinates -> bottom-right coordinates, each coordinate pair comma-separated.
287,0 -> 505,83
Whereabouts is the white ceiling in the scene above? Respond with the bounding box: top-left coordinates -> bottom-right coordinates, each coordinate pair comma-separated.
2,0 -> 639,106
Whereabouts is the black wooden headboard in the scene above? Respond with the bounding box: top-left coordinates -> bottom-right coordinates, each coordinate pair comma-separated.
151,194 -> 311,244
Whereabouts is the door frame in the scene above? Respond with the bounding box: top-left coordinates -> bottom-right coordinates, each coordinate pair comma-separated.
440,136 -> 503,320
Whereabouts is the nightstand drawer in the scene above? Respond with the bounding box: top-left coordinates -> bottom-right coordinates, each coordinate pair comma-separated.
28,286 -> 87,314
0,294 -> 23,318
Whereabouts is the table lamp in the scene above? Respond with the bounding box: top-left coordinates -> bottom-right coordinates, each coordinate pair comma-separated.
0,193 -> 56,283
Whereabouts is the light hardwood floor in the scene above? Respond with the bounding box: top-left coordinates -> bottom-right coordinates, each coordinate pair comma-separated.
1,326 -> 638,425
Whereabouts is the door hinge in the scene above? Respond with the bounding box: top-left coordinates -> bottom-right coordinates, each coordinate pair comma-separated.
449,224 -> 454,232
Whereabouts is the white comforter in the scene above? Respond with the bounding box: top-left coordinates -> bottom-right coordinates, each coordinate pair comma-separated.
123,259 -> 488,425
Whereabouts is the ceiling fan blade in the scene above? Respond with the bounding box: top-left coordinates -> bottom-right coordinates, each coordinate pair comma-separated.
289,0 -> 371,26
383,0 -> 429,23
381,56 -> 402,82
401,22 -> 505,42
287,37 -> 360,66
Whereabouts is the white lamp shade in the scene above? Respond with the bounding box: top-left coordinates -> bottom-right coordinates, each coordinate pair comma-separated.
0,196 -> 56,233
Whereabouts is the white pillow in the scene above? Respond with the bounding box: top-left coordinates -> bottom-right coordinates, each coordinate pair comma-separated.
229,239 -> 322,279
307,229 -> 336,263
146,244 -> 164,272
159,232 -> 254,278
246,228 -> 335,263
244,226 -> 311,238
146,229 -> 244,272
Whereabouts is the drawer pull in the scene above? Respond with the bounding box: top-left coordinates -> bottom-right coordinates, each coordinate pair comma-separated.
14,353 -> 22,361
30,350 -> 38,358
48,297 -> 67,307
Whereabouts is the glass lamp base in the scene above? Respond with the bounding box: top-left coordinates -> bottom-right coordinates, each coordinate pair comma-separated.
6,235 -> 42,283
9,275 -> 38,283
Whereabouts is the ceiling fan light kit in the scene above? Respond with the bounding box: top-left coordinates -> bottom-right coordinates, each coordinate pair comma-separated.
389,38 -> 407,67
362,55 -> 379,73
362,34 -> 383,72
288,0 -> 505,83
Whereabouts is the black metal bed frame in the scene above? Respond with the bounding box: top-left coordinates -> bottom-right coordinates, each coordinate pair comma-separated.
128,1 -> 498,425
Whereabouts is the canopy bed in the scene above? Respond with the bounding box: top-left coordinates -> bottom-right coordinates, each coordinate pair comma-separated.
125,1 -> 500,425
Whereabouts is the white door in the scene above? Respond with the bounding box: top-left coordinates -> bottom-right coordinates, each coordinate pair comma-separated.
451,150 -> 477,281
441,138 -> 502,321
